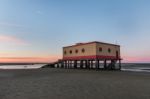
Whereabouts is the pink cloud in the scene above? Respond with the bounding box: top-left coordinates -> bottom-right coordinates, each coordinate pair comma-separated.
122,56 -> 150,63
0,55 -> 61,63
0,35 -> 29,45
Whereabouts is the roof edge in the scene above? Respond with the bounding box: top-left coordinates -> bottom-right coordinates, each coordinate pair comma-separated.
63,41 -> 120,48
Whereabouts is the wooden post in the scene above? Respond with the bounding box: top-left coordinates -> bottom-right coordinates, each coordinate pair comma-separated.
96,59 -> 99,69
119,59 -> 121,70
84,60 -> 86,69
89,60 -> 90,69
88,60 -> 90,69
68,60 -> 70,69
98,60 -> 100,69
58,63 -> 60,68
66,60 -> 68,68
70,60 -> 72,69
63,61 -> 65,68
59,63 -> 60,68
104,60 -> 107,70
111,60 -> 113,70
70,60 -> 72,68
83,60 -> 85,69
95,59 -> 98,70
61,61 -> 63,68
80,60 -> 83,69
99,60 -> 102,70
64,61 -> 66,68
111,60 -> 116,70
69,60 -> 71,69
57,63 -> 59,68
74,60 -> 77,69
81,60 -> 84,69
64,61 -> 65,68
85,60 -> 88,69
65,60 -> 67,68
87,60 -> 90,69
91,60 -> 93,69
83,60 -> 85,68
67,60 -> 69,69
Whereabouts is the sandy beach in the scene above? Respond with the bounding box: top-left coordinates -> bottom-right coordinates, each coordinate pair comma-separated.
0,68 -> 150,99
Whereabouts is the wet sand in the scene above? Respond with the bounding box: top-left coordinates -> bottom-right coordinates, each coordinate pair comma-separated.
0,68 -> 150,99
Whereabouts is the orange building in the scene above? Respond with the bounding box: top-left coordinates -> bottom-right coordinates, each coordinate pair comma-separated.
60,41 -> 121,70
63,41 -> 120,60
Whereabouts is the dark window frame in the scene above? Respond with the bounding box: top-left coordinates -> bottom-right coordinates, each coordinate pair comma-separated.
81,48 -> 85,53
70,50 -> 72,54
116,51 -> 119,58
108,48 -> 111,53
75,49 -> 78,53
99,47 -> 102,52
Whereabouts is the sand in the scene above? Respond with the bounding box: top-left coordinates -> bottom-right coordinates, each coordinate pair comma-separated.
0,68 -> 150,99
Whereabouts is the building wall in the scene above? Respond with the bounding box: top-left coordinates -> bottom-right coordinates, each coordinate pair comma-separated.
63,43 -> 97,58
96,43 -> 120,57
63,42 -> 120,60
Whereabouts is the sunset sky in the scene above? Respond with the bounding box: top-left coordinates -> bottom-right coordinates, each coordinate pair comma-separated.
0,0 -> 150,63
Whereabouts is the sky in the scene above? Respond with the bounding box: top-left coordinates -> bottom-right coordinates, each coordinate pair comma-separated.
0,0 -> 150,63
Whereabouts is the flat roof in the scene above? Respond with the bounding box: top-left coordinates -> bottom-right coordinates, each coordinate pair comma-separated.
63,41 -> 120,48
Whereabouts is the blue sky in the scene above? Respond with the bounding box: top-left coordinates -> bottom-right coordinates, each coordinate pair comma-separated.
0,0 -> 150,63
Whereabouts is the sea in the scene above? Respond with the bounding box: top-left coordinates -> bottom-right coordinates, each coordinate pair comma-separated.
121,63 -> 150,73
0,63 -> 150,73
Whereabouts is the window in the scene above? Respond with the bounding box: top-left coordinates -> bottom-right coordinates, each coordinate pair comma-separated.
108,48 -> 111,53
82,48 -> 85,53
64,51 -> 67,54
70,50 -> 72,54
116,51 -> 119,58
99,47 -> 102,52
75,49 -> 78,53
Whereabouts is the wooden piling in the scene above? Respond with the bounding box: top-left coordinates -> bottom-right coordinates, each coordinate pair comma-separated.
104,60 -> 107,70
